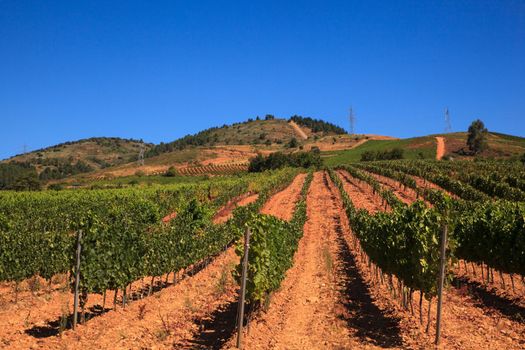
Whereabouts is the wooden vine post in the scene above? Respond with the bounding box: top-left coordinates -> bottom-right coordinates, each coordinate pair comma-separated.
72,229 -> 83,330
236,227 -> 251,349
435,224 -> 448,345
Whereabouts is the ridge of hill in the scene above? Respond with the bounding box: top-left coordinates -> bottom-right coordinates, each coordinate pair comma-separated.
2,137 -> 152,180
145,115 -> 346,157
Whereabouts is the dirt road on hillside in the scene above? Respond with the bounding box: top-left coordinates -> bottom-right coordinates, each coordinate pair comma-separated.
288,121 -> 308,140
436,136 -> 446,160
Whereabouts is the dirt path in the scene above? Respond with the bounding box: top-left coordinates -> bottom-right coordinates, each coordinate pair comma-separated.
366,172 -> 422,205
226,172 -> 365,349
409,174 -> 460,199
213,192 -> 259,224
336,170 -> 389,213
261,173 -> 306,221
288,121 -> 308,140
436,136 -> 446,160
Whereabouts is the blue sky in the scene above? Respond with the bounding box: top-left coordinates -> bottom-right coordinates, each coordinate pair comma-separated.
1,0 -> 524,159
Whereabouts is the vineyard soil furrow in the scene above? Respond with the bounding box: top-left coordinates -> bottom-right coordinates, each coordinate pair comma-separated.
365,172 -> 422,205
212,192 -> 259,224
409,174 -> 459,199
260,173 -> 307,221
2,248 -> 239,349
336,169 -> 525,349
336,170 -> 388,213
225,172 -> 356,349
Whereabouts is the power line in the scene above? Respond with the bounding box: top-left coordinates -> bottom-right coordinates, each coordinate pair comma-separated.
349,106 -> 355,134
444,107 -> 452,133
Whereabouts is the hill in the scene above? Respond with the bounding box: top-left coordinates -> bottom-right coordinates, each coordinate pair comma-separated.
2,137 -> 152,181
145,115 -> 346,157
323,131 -> 525,166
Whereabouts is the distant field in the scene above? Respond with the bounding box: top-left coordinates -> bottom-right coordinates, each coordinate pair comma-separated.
323,136 -> 436,166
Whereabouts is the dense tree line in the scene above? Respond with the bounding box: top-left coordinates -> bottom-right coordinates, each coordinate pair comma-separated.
248,150 -> 322,172
0,162 -> 40,191
38,160 -> 93,180
360,148 -> 404,161
289,115 -> 346,134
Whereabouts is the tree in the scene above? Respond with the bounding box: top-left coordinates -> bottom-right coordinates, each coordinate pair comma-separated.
521,152 -> 525,165
467,119 -> 488,154
287,137 -> 299,148
165,166 -> 178,177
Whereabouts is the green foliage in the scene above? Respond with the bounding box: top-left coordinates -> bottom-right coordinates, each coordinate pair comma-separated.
0,168 -> 298,300
248,151 -> 322,172
236,172 -> 312,306
287,137 -> 299,148
360,147 -> 404,161
328,168 -> 450,297
467,119 -> 488,154
289,115 -> 346,134
0,162 -> 41,191
455,201 -> 525,275
165,166 -> 178,177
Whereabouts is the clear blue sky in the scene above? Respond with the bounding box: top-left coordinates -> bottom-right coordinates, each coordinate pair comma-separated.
1,0 -> 524,159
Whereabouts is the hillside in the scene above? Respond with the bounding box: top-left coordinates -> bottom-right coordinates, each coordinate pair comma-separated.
145,116 -> 346,157
323,131 -> 525,166
3,137 -> 152,180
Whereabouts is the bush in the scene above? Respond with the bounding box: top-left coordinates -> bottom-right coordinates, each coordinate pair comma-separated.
165,166 -> 178,177
248,151 -> 321,172
360,148 -> 404,162
48,183 -> 64,191
287,137 -> 299,148
135,170 -> 145,177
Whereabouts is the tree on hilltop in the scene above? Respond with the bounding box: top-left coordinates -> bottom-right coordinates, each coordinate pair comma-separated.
467,119 -> 488,154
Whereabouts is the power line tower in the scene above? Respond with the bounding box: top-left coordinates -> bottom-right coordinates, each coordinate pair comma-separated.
444,107 -> 452,133
138,144 -> 145,166
23,144 -> 27,154
349,106 -> 356,135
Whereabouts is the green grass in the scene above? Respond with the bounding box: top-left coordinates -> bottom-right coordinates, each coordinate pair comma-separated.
322,137 -> 436,166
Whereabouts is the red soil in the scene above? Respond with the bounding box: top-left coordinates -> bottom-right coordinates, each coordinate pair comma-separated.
260,173 -> 307,221
226,172 -> 369,348
335,169 -> 525,349
410,174 -> 460,199
336,169 -> 390,213
212,192 -> 259,224
161,211 -> 177,223
366,172 -> 423,205
436,137 -> 446,160
0,174 -> 307,349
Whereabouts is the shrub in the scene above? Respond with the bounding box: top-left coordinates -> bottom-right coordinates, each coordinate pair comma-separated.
165,166 -> 178,177
248,151 -> 321,172
360,148 -> 404,162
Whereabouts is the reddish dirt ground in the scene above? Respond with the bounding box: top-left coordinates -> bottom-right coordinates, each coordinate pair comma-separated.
288,120 -> 308,140
409,174 -> 460,199
213,192 -> 259,224
336,170 -> 389,213
0,174 -> 306,349
336,170 -> 525,349
260,173 -> 307,221
366,172 -> 423,205
436,137 -> 446,160
226,172 -> 356,349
